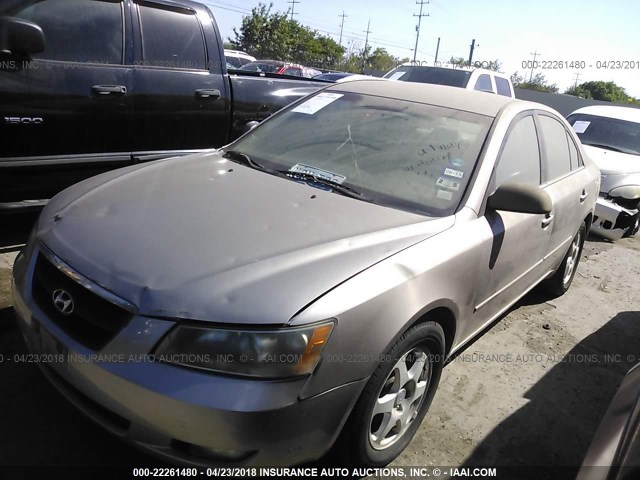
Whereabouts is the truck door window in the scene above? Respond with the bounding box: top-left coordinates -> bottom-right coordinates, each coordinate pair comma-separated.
495,77 -> 512,97
473,74 -> 493,93
15,0 -> 123,64
138,4 -> 207,70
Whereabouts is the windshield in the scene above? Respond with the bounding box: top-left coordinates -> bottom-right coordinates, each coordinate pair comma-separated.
383,66 -> 472,88
229,90 -> 493,216
567,113 -> 640,156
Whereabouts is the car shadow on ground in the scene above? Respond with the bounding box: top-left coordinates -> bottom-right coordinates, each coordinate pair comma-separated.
461,311 -> 640,479
0,306 -> 158,466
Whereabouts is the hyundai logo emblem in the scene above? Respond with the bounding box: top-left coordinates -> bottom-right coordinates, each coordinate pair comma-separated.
52,289 -> 75,315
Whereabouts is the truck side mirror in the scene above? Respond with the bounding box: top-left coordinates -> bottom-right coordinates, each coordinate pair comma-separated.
0,17 -> 45,56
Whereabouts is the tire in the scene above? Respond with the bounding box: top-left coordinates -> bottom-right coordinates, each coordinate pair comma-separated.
622,216 -> 639,238
542,223 -> 586,296
336,321 -> 445,466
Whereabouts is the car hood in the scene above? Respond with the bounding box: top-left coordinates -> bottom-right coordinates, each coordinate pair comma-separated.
37,152 -> 453,325
583,145 -> 640,175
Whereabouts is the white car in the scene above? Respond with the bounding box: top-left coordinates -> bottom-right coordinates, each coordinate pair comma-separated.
567,106 -> 640,240
383,64 -> 515,98
224,49 -> 256,69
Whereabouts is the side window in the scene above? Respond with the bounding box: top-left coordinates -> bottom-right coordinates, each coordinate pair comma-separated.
538,115 -> 572,181
15,0 -> 123,64
495,77 -> 512,97
494,116 -> 541,189
225,56 -> 241,68
567,133 -> 582,170
138,4 -> 206,70
474,74 -> 493,92
284,67 -> 302,77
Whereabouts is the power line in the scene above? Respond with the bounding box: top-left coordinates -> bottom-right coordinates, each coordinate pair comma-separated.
338,11 -> 347,46
529,50 -> 540,82
287,0 -> 300,20
413,1 -> 429,62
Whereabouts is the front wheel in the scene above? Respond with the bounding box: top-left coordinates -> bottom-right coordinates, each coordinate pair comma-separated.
337,322 -> 445,466
542,223 -> 586,296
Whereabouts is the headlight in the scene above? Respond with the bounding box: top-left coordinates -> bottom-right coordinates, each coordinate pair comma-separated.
609,185 -> 640,200
154,321 -> 334,378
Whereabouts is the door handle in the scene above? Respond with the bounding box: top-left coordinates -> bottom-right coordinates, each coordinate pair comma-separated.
579,190 -> 589,203
92,85 -> 127,96
195,89 -> 221,100
541,214 -> 555,228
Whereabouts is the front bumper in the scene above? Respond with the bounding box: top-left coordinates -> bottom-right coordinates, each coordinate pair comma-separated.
591,197 -> 639,241
11,247 -> 365,466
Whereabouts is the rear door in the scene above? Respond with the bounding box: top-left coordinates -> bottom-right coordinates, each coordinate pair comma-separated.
536,112 -> 593,266
130,1 -> 230,160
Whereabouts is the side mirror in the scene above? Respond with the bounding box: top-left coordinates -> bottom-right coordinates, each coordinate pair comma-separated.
0,17 -> 45,56
487,183 -> 552,214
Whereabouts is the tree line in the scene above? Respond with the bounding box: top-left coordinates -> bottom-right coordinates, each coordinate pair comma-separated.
227,3 -> 408,73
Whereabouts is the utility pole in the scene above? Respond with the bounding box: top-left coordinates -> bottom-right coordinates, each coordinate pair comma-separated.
468,39 -> 477,67
529,50 -> 540,82
287,0 -> 300,20
413,1 -> 429,63
338,11 -> 348,46
362,19 -> 372,72
434,37 -> 440,65
572,71 -> 582,89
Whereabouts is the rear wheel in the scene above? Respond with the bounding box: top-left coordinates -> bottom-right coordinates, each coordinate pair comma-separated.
337,321 -> 445,466
542,223 -> 586,296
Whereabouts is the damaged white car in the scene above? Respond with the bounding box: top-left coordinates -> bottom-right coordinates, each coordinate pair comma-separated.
567,106 -> 640,240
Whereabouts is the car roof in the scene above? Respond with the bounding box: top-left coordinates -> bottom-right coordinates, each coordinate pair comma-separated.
570,105 -> 640,123
396,64 -> 509,78
327,80 -> 520,117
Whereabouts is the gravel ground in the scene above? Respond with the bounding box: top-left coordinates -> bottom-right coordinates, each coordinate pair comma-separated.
0,214 -> 638,474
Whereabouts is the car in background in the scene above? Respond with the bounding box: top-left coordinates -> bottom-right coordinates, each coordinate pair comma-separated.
567,106 -> 640,240
224,49 -> 256,69
13,81 -> 598,467
383,64 -> 515,98
577,363 -> 640,480
240,60 -> 322,78
313,72 -> 373,83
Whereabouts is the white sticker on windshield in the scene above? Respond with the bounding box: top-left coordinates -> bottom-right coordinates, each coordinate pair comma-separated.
444,168 -> 464,179
289,163 -> 347,184
436,177 -> 461,191
388,71 -> 406,81
437,189 -> 453,201
291,92 -> 343,115
572,121 -> 591,134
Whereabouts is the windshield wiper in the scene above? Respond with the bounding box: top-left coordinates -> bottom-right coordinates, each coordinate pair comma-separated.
583,143 -> 628,154
277,170 -> 369,200
222,150 -> 266,170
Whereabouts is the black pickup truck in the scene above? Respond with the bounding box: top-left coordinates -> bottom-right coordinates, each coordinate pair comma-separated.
0,0 -> 325,206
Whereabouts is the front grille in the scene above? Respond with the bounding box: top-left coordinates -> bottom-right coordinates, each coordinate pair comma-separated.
31,253 -> 132,350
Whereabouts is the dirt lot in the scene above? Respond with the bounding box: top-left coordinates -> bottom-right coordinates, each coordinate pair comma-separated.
1,213 -> 639,473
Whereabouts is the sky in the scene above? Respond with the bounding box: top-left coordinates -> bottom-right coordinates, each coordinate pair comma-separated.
202,0 -> 640,97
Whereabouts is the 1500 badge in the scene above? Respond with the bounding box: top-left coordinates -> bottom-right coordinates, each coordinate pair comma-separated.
4,117 -> 44,124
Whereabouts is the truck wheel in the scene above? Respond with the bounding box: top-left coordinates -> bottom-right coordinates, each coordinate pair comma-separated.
338,322 -> 445,466
542,223 -> 586,296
